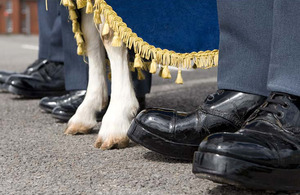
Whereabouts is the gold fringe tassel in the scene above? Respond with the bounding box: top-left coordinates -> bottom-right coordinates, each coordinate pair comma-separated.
68,3 -> 86,56
77,44 -> 84,55
62,0 -> 69,6
134,54 -> 143,68
72,22 -> 80,33
86,0 -> 93,14
149,59 -> 157,74
111,32 -> 122,47
74,32 -> 84,45
69,9 -> 78,20
175,69 -> 183,84
94,0 -> 102,6
214,54 -> 219,66
68,0 -> 76,9
137,68 -> 145,80
76,0 -> 87,9
102,22 -> 110,36
93,10 -> 102,24
161,66 -> 171,79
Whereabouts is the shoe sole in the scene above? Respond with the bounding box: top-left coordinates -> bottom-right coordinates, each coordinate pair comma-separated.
39,104 -> 54,113
7,84 -> 66,98
0,82 -> 8,91
127,119 -> 198,160
52,113 -> 72,122
0,85 -> 7,91
193,151 -> 300,192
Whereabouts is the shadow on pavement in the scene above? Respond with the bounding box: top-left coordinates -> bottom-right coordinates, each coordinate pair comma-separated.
11,96 -> 41,100
143,151 -> 192,164
208,184 -> 277,195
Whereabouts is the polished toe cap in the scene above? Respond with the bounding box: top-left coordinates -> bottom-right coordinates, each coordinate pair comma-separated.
7,75 -> 24,86
199,131 -> 278,167
135,108 -> 177,137
6,74 -> 37,89
39,96 -> 58,112
0,71 -> 16,83
52,106 -> 74,121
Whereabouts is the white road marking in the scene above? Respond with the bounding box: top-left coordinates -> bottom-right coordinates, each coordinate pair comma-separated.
21,44 -> 39,51
150,77 -> 217,95
168,66 -> 194,72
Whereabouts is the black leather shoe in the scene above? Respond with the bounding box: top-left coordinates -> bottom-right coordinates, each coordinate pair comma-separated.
0,72 -> 15,89
39,90 -> 86,113
193,92 -> 300,192
51,94 -> 146,122
128,90 -> 266,160
50,90 -> 91,121
0,59 -> 45,90
5,61 -> 65,98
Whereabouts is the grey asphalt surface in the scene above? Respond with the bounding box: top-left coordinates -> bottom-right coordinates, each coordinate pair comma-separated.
0,35 -> 271,195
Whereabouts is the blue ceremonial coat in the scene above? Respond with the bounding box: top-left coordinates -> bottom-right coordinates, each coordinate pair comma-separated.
106,0 -> 219,53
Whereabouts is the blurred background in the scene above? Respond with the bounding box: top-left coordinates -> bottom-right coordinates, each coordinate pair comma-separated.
0,0 -> 38,35
0,0 -> 39,72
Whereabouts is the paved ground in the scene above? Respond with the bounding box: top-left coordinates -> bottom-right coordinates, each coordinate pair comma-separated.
0,35 -> 277,195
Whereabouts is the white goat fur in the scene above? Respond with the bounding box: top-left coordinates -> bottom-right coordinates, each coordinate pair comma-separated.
65,11 -> 139,150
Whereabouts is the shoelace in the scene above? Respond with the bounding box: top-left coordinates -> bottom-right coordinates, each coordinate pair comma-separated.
59,93 -> 73,100
24,59 -> 47,74
32,61 -> 64,81
257,93 -> 296,118
43,63 -> 63,77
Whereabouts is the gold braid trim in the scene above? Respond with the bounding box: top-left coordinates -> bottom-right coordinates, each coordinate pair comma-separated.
62,0 -> 86,55
64,0 -> 219,84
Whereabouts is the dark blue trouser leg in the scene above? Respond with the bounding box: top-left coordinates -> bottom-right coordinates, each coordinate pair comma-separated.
267,0 -> 300,97
217,0 -> 300,97
216,0 -> 274,96
60,6 -> 89,91
37,0 -> 63,62
38,0 -> 87,90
